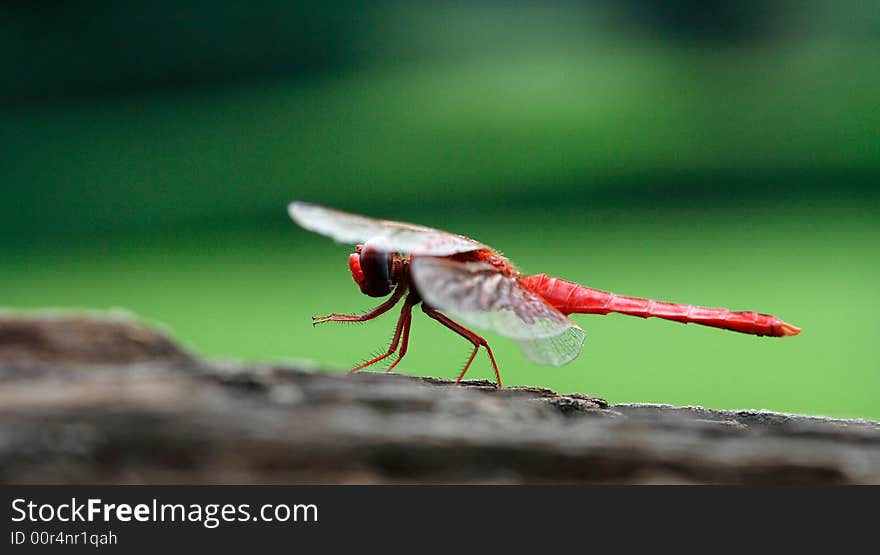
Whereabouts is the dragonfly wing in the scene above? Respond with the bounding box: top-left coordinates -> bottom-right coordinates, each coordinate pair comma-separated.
411,257 -> 586,366
516,328 -> 587,367
289,201 -> 488,256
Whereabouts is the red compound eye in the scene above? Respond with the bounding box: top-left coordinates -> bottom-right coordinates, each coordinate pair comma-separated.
349,238 -> 392,297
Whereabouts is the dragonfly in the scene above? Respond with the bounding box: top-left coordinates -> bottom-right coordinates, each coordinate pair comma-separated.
288,201 -> 801,387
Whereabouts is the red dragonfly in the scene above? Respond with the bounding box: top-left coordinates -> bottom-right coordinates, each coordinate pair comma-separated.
289,201 -> 801,387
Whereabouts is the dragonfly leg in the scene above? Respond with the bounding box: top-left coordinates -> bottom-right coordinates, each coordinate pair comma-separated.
386,294 -> 419,373
350,294 -> 415,374
421,305 -> 502,388
312,286 -> 406,325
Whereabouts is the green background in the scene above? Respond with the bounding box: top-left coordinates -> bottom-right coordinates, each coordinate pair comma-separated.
2,2 -> 878,419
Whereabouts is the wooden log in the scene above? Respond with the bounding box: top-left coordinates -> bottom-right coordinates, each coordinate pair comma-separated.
1,313 -> 878,484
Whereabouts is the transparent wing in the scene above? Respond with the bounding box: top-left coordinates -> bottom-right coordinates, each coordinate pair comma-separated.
289,201 -> 488,256
411,257 -> 586,366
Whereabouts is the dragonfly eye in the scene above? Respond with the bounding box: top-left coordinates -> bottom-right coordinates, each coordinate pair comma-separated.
350,238 -> 392,297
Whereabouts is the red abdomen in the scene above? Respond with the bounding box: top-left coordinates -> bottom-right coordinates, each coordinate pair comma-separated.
521,274 -> 801,337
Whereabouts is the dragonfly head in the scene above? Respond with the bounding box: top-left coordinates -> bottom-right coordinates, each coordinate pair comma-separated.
349,237 -> 395,297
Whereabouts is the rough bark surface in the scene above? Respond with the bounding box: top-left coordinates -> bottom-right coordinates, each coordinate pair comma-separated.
1,313 -> 878,484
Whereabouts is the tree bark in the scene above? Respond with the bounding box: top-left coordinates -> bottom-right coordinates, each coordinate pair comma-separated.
1,313 -> 878,484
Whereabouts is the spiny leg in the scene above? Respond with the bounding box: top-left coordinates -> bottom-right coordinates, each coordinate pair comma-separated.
312,286 -> 406,325
350,294 -> 415,374
386,294 -> 419,373
421,305 -> 502,388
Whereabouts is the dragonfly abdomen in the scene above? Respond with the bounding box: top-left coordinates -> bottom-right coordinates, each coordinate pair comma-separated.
521,274 -> 801,337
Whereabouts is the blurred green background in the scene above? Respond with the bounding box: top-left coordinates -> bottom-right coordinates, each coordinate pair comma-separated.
1,1 -> 878,418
